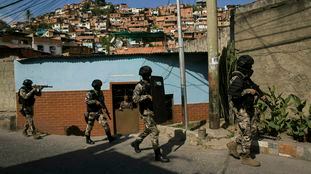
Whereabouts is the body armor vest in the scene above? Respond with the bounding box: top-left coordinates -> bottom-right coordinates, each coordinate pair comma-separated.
138,80 -> 153,114
18,86 -> 35,106
87,90 -> 104,112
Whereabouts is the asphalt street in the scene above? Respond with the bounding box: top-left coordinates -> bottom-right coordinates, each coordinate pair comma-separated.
0,129 -> 310,174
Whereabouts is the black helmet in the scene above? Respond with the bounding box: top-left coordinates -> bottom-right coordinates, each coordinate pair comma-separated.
237,55 -> 254,69
23,79 -> 33,86
139,66 -> 152,76
92,79 -> 102,88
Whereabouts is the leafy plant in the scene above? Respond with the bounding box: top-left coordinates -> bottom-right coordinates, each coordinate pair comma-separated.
287,117 -> 307,141
256,86 -> 291,137
219,42 -> 237,126
286,94 -> 310,142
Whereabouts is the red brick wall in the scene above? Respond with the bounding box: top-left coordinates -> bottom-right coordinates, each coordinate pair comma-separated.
17,90 -> 113,136
17,91 -> 208,135
172,103 -> 209,123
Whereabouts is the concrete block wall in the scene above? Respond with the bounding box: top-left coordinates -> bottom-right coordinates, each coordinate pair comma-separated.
235,0 -> 311,101
0,57 -> 16,113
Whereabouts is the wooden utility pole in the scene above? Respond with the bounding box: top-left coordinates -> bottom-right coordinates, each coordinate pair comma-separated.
207,0 -> 220,129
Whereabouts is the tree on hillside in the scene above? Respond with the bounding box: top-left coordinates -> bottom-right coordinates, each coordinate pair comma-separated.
82,2 -> 91,12
100,35 -> 112,54
25,9 -> 32,23
38,22 -> 52,29
95,0 -> 106,6
0,20 -> 9,30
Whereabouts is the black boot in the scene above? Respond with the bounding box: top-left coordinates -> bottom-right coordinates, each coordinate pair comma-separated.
32,130 -> 41,140
106,130 -> 114,143
86,135 -> 95,144
154,148 -> 169,163
131,140 -> 142,153
22,128 -> 30,137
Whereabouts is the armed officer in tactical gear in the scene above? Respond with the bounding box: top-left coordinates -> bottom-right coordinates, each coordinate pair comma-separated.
85,79 -> 114,144
130,65 -> 169,163
19,79 -> 42,139
227,55 -> 266,167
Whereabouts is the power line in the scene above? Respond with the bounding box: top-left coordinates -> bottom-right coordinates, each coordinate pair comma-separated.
0,0 -> 24,10
7,0 -> 69,24
0,0 -> 29,15
0,0 -> 46,20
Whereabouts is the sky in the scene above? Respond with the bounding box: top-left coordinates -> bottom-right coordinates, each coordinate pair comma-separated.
0,0 -> 255,23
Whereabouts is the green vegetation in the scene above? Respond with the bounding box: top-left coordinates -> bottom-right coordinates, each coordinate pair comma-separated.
95,0 -> 106,6
256,87 -> 291,137
0,20 -> 10,30
220,43 -> 311,142
256,88 -> 311,142
219,42 -> 237,126
91,7 -> 113,16
100,34 -> 112,54
81,2 -> 91,12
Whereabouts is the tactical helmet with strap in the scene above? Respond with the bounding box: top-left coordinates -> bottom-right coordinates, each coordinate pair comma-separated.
139,66 -> 152,76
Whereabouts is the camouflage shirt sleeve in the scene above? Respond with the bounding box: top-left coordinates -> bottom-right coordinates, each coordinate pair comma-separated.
19,88 -> 36,99
132,83 -> 150,104
85,91 -> 97,105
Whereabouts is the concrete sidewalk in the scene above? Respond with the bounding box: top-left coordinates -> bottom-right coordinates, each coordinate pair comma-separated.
0,129 -> 310,174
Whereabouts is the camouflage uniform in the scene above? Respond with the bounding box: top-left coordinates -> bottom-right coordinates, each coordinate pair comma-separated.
227,55 -> 263,167
132,80 -> 159,149
19,85 -> 41,137
130,65 -> 169,162
229,71 -> 262,155
85,90 -> 111,137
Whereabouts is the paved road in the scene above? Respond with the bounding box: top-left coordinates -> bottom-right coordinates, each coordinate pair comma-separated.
0,129 -> 310,174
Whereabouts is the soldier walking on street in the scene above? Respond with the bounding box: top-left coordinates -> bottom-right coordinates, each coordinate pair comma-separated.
84,79 -> 114,144
18,79 -> 42,139
227,55 -> 266,167
130,65 -> 169,163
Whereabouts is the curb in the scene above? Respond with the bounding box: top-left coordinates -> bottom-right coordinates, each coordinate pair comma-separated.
158,125 -> 311,161
257,139 -> 311,161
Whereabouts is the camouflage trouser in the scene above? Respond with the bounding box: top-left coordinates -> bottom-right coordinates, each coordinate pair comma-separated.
85,112 -> 110,136
136,113 -> 159,149
22,106 -> 36,134
235,108 -> 257,155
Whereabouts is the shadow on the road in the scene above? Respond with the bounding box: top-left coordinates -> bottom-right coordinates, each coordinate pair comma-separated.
161,129 -> 186,156
65,125 -> 85,136
1,135 -> 177,174
251,136 -> 260,159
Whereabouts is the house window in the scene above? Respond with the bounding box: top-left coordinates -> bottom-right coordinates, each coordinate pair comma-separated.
50,46 -> 56,54
37,45 -> 44,52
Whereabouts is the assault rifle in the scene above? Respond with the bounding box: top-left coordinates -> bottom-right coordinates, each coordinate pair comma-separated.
33,85 -> 53,89
102,108 -> 112,120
